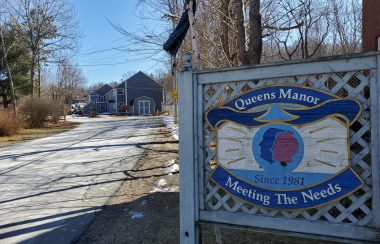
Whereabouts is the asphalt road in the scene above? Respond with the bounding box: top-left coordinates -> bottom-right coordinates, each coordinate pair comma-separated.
0,116 -> 164,244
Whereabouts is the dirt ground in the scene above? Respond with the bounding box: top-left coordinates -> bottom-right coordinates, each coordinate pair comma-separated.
76,126 -> 180,244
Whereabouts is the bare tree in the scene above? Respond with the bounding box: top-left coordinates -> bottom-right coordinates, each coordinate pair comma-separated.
113,0 -> 363,71
266,0 -> 330,60
330,0 -> 361,55
6,0 -> 80,97
0,6 -> 28,115
49,60 -> 86,104
0,22 -> 17,115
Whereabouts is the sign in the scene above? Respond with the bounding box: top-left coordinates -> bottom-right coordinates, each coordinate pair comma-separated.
172,90 -> 178,99
206,85 -> 364,210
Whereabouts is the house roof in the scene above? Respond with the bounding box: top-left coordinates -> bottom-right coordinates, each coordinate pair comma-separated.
117,71 -> 162,89
72,95 -> 87,100
91,84 -> 113,96
116,81 -> 125,89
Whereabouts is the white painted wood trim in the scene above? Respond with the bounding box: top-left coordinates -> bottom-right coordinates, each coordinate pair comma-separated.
197,80 -> 205,211
125,80 -> 127,107
179,69 -> 198,244
196,55 -> 377,84
200,210 -> 380,241
116,90 -> 118,114
372,54 -> 380,228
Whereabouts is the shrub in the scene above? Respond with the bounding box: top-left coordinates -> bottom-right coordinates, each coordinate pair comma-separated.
20,97 -> 66,128
119,104 -> 128,112
49,102 -> 66,123
89,108 -> 98,118
0,111 -> 21,136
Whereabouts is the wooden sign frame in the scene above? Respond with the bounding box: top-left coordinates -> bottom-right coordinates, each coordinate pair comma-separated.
179,52 -> 380,243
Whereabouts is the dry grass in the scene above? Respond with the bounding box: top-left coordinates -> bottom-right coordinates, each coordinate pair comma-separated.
0,111 -> 21,136
0,121 -> 79,148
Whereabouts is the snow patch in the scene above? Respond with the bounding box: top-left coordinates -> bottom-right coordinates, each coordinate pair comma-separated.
163,116 -> 179,140
169,164 -> 179,173
140,199 -> 148,206
129,211 -> 144,219
150,177 -> 179,193
156,178 -> 168,188
164,159 -> 179,175
150,186 -> 179,193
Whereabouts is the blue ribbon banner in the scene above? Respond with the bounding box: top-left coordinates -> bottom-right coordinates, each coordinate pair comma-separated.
211,166 -> 363,209
206,86 -> 361,128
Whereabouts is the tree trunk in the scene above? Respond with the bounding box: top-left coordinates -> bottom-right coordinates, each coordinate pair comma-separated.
37,59 -> 41,97
30,57 -> 36,96
247,0 -> 262,65
235,0 -> 247,65
0,26 -> 17,116
1,95 -> 8,110
6,63 -> 17,116
220,0 -> 231,64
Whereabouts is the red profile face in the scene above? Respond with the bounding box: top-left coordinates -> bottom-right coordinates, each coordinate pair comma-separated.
273,131 -> 299,165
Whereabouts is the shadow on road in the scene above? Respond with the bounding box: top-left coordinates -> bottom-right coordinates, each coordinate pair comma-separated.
0,207 -> 101,243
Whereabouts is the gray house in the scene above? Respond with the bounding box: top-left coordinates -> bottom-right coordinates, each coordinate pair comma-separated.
83,84 -> 117,115
83,71 -> 163,116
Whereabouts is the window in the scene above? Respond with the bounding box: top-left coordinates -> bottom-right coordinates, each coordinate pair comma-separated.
117,89 -> 124,95
90,95 -> 98,101
99,96 -> 105,102
100,105 -> 107,111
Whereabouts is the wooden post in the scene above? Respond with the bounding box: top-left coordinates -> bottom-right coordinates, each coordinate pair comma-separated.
372,52 -> 380,228
179,54 -> 199,244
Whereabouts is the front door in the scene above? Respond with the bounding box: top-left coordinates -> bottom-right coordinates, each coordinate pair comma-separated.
139,100 -> 150,115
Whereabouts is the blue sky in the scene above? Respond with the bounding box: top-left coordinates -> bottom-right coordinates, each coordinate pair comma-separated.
69,0 -> 167,85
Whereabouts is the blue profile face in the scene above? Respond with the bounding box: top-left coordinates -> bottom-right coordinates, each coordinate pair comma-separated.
253,124 -> 304,173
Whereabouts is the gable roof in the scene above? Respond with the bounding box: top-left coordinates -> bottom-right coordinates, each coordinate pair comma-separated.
118,71 -> 162,89
116,81 -> 125,89
131,71 -> 162,87
91,84 -> 113,96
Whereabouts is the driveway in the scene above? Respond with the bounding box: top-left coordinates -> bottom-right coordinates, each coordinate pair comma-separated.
0,116 -> 164,243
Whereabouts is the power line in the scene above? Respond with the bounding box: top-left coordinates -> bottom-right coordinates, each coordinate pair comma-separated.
75,47 -> 122,56
79,36 -> 127,53
48,61 -> 132,67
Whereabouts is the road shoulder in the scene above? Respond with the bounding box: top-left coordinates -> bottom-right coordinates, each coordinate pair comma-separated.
76,126 -> 179,243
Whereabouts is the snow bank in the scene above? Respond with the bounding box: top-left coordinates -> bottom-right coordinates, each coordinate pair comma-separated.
163,116 -> 179,140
